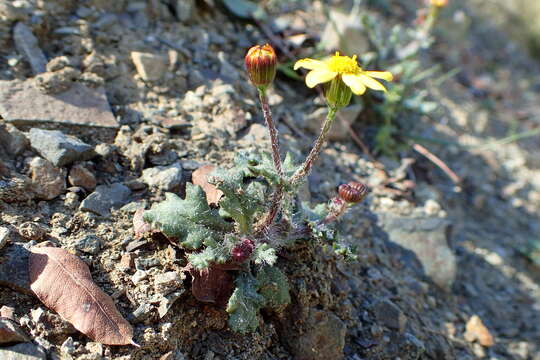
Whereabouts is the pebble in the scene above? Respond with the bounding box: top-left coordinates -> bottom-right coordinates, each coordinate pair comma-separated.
0,123 -> 28,155
68,164 -> 97,190
141,163 -> 183,191
18,222 -> 46,241
73,234 -> 102,255
0,79 -> 118,128
0,226 -> 10,250
379,215 -> 456,290
28,129 -> 95,167
0,318 -> 30,344
28,157 -> 66,200
0,342 -> 46,360
132,302 -> 153,322
131,52 -> 168,81
154,271 -> 183,295
79,183 -> 131,217
12,22 -> 47,75
0,243 -> 32,294
132,270 -> 148,284
371,299 -> 407,332
172,0 -> 195,22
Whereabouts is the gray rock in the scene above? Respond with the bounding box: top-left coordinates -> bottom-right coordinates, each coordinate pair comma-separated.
68,164 -> 97,191
28,157 -> 66,200
0,79 -> 118,128
0,124 -> 28,156
0,318 -> 30,344
0,342 -> 46,359
371,299 -> 407,332
141,163 -> 183,191
154,271 -> 183,295
287,309 -> 346,360
157,290 -> 184,318
79,183 -> 131,217
28,129 -> 95,167
131,52 -> 168,81
173,0 -> 194,22
132,302 -> 153,322
73,235 -> 102,255
0,243 -> 32,295
0,226 -> 10,250
379,215 -> 456,290
12,22 -> 47,75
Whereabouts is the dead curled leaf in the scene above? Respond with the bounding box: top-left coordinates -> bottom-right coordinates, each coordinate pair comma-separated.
28,247 -> 136,346
187,264 -> 239,307
191,164 -> 224,206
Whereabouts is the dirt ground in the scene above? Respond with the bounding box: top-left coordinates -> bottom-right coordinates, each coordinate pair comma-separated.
1,0 -> 540,359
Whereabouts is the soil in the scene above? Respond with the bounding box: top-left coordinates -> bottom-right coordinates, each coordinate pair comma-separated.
1,0 -> 540,359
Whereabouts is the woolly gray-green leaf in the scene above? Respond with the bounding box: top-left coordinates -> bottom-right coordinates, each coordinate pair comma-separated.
257,266 -> 290,309
143,183 -> 232,249
226,273 -> 265,334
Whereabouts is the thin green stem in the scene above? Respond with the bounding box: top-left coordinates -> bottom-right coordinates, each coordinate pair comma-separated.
291,106 -> 338,186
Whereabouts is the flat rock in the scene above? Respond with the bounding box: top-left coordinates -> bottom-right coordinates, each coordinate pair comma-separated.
0,79 -> 118,128
140,163 -> 183,191
68,164 -> 97,191
379,215 -> 456,290
0,342 -> 46,360
13,22 -> 47,75
0,123 -> 29,156
371,299 -> 407,332
0,226 -> 10,250
28,157 -> 66,200
28,129 -> 95,167
79,183 -> 131,217
131,52 -> 168,81
0,243 -> 32,295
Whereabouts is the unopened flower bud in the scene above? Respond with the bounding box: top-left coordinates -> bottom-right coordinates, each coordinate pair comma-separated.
324,76 -> 352,109
338,181 -> 368,203
245,44 -> 277,90
231,238 -> 255,263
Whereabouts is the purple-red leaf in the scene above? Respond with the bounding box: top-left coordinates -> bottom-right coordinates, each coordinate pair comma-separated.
29,247 -> 136,346
189,265 -> 235,307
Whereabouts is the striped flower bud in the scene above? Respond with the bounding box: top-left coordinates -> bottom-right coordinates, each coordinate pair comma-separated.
338,181 -> 368,203
245,44 -> 277,90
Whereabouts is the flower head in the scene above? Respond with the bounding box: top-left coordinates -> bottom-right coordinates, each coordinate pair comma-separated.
294,52 -> 393,108
338,181 -> 368,203
245,44 -> 277,90
430,0 -> 448,7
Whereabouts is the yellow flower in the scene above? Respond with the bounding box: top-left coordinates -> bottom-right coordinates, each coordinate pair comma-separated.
430,0 -> 448,7
294,52 -> 393,96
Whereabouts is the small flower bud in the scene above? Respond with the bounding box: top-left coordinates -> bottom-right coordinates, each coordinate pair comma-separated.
245,44 -> 277,90
324,76 -> 352,109
338,181 -> 368,203
231,238 -> 255,263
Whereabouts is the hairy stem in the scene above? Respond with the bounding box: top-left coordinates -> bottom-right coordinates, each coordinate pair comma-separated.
291,106 -> 338,186
258,88 -> 283,228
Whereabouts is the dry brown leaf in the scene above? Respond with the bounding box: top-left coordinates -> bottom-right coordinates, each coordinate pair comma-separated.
464,315 -> 494,347
29,247 -> 136,346
191,164 -> 223,206
188,264 -> 236,307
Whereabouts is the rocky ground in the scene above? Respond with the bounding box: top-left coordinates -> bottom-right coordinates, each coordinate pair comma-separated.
1,0 -> 540,359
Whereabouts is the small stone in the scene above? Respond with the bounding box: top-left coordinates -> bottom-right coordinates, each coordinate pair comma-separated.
157,291 -> 184,318
141,163 -> 183,191
132,270 -> 148,284
28,157 -> 66,200
0,306 -> 15,320
424,199 -> 441,216
60,337 -> 75,355
79,183 -> 131,217
0,318 -> 30,344
371,299 -> 407,332
0,226 -> 10,250
131,52 -> 168,81
46,56 -> 72,72
379,215 -> 456,290
287,309 -> 346,360
85,342 -> 103,356
0,342 -> 46,360
34,67 -> 81,94
12,22 -> 47,75
464,315 -> 494,347
172,0 -> 194,22
154,271 -> 183,294
125,238 -> 148,252
73,235 -> 102,255
0,79 -> 118,128
0,243 -> 32,294
28,129 -> 95,167
0,123 -> 29,156
68,164 -> 97,191
18,222 -> 46,241
119,253 -> 135,270
132,302 -> 153,322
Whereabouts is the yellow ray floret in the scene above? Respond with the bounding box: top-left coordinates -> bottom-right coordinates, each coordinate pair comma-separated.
294,52 -> 393,95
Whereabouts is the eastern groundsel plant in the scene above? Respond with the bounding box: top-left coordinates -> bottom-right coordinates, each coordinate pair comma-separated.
140,44 -> 391,334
